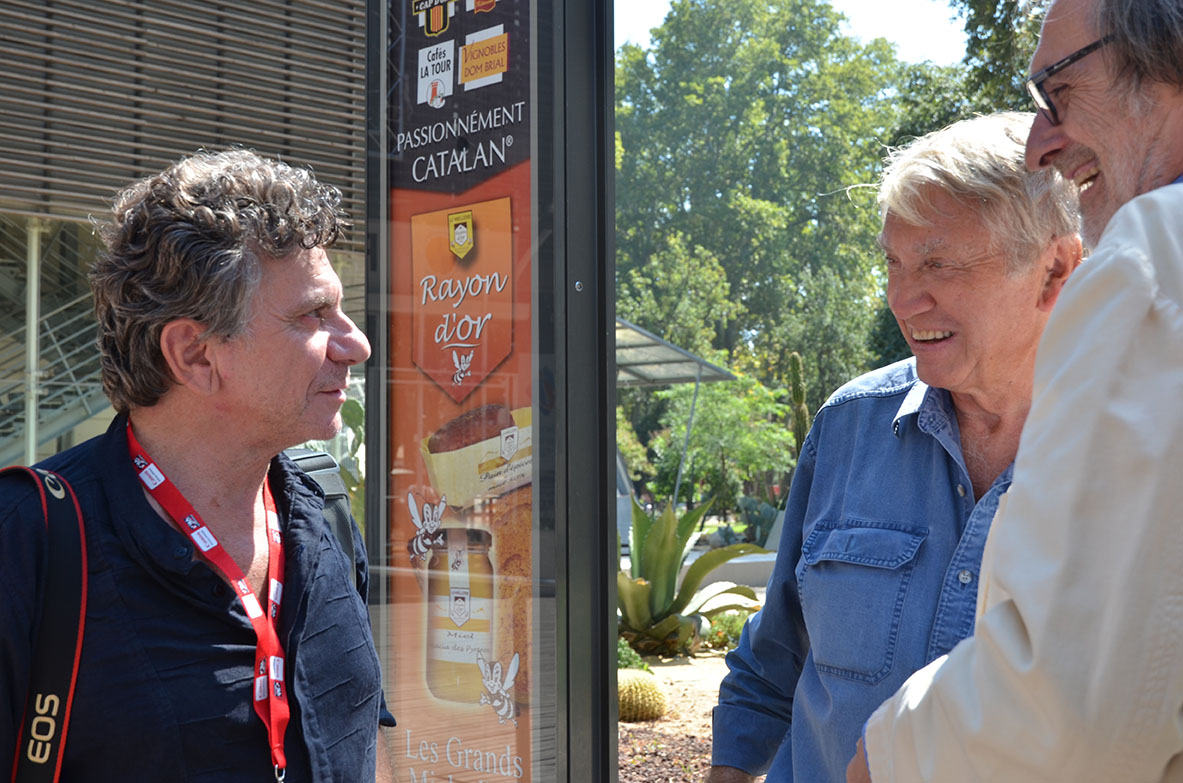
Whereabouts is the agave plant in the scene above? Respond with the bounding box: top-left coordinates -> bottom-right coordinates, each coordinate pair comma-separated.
618,497 -> 765,656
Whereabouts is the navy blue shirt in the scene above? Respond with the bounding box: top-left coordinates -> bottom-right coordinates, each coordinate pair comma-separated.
1,416 -> 392,781
713,359 -> 1012,782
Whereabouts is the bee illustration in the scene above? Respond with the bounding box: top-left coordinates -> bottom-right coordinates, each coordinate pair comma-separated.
452,349 -> 473,386
407,492 -> 446,562
478,651 -> 519,726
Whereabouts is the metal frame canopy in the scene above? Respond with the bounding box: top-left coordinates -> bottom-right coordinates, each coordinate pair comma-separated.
615,317 -> 735,388
615,318 -> 735,505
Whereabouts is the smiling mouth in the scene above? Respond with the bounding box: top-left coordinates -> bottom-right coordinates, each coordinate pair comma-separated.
1072,163 -> 1100,192
910,328 -> 953,343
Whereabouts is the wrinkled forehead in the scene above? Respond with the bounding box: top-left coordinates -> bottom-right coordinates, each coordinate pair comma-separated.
878,205 -> 990,256
1031,0 -> 1100,72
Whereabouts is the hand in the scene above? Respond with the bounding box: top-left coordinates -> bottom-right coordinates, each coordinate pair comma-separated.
846,737 -> 871,783
705,765 -> 756,783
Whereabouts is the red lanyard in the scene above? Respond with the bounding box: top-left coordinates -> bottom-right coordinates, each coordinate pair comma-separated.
126,423 -> 290,781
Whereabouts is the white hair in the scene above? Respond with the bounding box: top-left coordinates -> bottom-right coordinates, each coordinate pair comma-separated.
878,111 -> 1080,271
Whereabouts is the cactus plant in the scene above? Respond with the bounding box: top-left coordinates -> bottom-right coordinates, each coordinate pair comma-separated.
617,669 -> 667,722
788,352 -> 810,459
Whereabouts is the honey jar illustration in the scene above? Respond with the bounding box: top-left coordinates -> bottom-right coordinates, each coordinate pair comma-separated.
426,527 -> 494,702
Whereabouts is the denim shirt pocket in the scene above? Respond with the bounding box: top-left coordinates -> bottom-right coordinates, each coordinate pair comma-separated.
797,521 -> 928,684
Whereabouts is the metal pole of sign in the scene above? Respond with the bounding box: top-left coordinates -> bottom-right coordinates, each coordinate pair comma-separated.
24,219 -> 43,466
671,364 -> 702,507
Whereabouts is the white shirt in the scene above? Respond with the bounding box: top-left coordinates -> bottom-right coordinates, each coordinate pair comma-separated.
863,184 -> 1183,782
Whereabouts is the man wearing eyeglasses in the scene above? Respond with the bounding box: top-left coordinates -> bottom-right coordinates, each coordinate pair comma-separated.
846,0 -> 1183,780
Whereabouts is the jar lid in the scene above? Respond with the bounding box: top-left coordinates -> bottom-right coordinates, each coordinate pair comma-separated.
433,527 -> 492,547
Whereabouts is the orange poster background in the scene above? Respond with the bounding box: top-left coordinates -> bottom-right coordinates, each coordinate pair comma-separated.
387,160 -> 533,782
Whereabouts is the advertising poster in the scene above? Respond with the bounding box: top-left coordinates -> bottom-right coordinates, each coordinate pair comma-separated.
387,1 -> 534,780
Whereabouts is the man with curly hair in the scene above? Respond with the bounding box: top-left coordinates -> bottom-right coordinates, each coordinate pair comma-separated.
1,150 -> 396,782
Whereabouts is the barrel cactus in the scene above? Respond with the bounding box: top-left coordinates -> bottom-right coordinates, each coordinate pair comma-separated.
617,669 -> 667,722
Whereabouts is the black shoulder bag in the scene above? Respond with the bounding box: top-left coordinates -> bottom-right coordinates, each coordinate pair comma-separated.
5,467 -> 87,783
284,448 -> 358,583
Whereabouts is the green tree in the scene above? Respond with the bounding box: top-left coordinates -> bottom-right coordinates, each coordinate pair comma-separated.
866,297 -> 913,370
731,263 -> 880,411
615,0 -> 905,409
649,375 -> 795,516
617,231 -> 742,359
887,61 -> 998,147
616,405 -> 655,487
948,0 -> 1043,109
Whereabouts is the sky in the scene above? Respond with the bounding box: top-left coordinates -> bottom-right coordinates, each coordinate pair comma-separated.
614,0 -> 968,66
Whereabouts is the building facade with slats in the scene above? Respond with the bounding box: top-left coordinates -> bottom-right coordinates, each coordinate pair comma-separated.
0,0 -> 367,461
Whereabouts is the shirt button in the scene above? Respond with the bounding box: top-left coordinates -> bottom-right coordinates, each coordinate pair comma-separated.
212,583 -> 227,597
958,569 -> 974,584
957,484 -> 967,497
173,545 -> 190,559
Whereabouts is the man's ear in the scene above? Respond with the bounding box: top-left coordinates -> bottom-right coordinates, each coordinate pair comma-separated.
1038,234 -> 1084,312
159,319 -> 217,394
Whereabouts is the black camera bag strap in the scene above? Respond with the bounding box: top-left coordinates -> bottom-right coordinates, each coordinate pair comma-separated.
283,448 -> 358,589
5,466 -> 87,783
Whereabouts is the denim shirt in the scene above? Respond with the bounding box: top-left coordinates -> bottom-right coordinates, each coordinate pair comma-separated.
712,359 -> 1012,782
0,415 -> 392,782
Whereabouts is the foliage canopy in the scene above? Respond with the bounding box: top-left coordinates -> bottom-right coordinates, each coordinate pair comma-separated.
649,375 -> 795,511
615,0 -> 900,409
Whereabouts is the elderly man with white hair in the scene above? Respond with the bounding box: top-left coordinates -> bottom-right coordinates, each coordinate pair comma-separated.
847,0 -> 1183,780
706,111 -> 1082,783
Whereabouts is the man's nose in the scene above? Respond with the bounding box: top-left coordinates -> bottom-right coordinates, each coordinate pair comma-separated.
331,313 -> 372,366
886,271 -> 933,321
1025,110 -> 1067,171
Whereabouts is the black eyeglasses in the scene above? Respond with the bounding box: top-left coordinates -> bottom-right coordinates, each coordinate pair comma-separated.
1025,35 -> 1113,126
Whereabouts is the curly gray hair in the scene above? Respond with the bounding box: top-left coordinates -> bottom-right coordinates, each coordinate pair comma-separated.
91,149 -> 349,413
877,111 -> 1080,272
